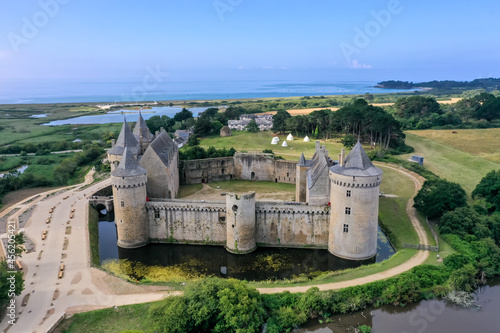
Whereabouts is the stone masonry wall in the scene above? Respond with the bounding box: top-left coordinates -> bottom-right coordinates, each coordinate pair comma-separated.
180,157 -> 235,185
146,199 -> 330,249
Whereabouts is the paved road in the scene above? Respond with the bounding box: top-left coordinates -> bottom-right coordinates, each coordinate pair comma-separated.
0,179 -> 167,333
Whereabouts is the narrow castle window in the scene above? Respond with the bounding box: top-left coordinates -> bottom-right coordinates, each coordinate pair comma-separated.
121,201 -> 125,207
345,207 -> 351,215
154,210 -> 160,219
346,190 -> 351,197
221,168 -> 225,175
343,224 -> 349,233
287,172 -> 289,177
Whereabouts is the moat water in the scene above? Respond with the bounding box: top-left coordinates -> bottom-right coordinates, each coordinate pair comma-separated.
98,215 -> 395,281
294,277 -> 500,333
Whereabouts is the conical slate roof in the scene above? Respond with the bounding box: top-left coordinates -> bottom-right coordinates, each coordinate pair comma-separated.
298,153 -> 306,167
330,142 -> 382,177
108,119 -> 140,156
133,112 -> 153,142
111,146 -> 147,177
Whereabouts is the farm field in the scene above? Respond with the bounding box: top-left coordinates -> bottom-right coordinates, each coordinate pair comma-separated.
404,131 -> 500,194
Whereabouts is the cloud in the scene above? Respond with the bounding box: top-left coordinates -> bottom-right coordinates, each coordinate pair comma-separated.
350,60 -> 372,69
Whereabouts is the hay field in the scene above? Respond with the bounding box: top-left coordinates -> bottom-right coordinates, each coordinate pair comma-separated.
407,128 -> 500,164
281,98 -> 463,116
404,131 -> 500,194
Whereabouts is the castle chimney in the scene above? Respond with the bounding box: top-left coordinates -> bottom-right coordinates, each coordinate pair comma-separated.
340,149 -> 345,166
315,141 -> 320,151
155,130 -> 159,138
111,139 -> 116,148
160,127 -> 165,133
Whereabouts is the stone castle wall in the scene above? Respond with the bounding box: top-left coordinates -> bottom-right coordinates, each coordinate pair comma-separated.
180,157 -> 235,185
145,198 -> 330,249
180,153 -> 297,185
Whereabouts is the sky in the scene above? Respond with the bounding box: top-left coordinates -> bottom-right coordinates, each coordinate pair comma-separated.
0,0 -> 499,82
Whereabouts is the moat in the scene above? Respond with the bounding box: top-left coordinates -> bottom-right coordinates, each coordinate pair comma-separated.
98,216 -> 395,281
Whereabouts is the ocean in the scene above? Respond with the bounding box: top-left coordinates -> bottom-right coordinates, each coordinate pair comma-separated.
0,78 -> 414,104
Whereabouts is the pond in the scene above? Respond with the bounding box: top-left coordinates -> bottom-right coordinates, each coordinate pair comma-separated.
0,165 -> 28,178
98,215 -> 395,281
42,106 -> 215,126
294,278 -> 500,333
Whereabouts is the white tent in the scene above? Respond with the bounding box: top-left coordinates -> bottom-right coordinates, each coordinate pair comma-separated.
281,140 -> 288,147
303,136 -> 310,142
271,136 -> 279,143
271,139 -> 278,144
286,133 -> 294,141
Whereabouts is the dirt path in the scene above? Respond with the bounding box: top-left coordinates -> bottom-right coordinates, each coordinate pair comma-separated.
258,162 -> 429,294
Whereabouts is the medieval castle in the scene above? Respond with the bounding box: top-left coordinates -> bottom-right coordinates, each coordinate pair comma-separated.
104,113 -> 383,260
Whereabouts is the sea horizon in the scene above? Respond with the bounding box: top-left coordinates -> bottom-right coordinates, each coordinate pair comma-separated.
0,78 -> 416,105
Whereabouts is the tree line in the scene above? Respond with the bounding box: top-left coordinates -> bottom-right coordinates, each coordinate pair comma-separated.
392,93 -> 500,129
273,99 -> 406,150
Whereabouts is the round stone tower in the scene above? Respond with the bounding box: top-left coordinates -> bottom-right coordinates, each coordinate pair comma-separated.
226,192 -> 256,254
328,142 -> 383,260
111,145 -> 149,248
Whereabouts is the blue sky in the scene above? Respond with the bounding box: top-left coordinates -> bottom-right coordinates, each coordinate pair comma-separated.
0,0 -> 499,82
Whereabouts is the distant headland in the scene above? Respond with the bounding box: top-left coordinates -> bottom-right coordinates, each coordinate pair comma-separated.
375,78 -> 500,91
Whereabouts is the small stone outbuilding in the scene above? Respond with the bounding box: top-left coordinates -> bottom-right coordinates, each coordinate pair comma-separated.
220,126 -> 232,137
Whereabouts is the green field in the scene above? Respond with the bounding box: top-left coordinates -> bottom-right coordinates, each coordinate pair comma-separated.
207,180 -> 295,193
404,132 -> 500,194
377,165 -> 419,247
198,131 -> 348,161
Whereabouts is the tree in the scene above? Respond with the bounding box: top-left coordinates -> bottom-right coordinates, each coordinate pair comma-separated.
272,110 -> 291,134
173,108 -> 193,123
475,97 -> 500,121
149,278 -> 264,333
472,170 -> 500,212
193,116 -> 213,138
413,179 -> 467,218
394,96 -> 442,119
187,135 -> 200,147
439,207 -> 482,237
341,134 -> 356,149
245,119 -> 260,132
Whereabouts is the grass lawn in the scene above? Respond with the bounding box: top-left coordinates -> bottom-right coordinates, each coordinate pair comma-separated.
198,131 -> 348,161
377,165 -> 419,246
57,302 -> 154,333
177,183 -> 203,198
404,132 -> 500,194
416,211 -> 437,247
207,180 -> 295,194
